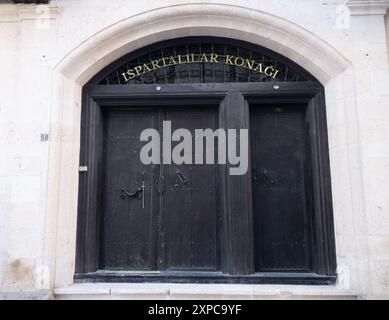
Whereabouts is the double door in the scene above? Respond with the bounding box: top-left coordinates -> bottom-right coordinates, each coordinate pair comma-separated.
102,106 -> 220,271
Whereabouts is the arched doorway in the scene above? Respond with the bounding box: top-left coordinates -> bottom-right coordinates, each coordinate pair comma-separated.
74,37 -> 336,284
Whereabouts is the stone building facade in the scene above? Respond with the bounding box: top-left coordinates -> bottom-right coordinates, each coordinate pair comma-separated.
0,0 -> 389,299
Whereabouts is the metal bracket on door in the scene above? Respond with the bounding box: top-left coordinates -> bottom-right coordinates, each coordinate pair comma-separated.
263,169 -> 276,184
174,170 -> 189,188
121,179 -> 145,208
121,188 -> 142,199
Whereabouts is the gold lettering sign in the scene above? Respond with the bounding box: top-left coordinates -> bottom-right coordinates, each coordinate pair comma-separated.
121,53 -> 280,82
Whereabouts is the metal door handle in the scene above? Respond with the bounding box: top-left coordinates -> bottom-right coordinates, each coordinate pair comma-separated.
121,178 -> 145,209
121,188 -> 143,200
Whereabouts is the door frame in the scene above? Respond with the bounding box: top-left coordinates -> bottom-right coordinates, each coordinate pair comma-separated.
75,81 -> 337,284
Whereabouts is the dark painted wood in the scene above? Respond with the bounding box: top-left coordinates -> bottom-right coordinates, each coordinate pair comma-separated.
102,109 -> 159,270
87,81 -> 321,98
98,106 -> 221,272
162,107 -> 220,271
306,92 -> 337,276
219,91 -> 254,275
76,83 -> 337,282
74,270 -> 336,285
250,105 -> 313,272
75,97 -> 104,273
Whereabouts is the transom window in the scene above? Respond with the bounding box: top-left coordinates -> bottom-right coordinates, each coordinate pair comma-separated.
95,39 -> 312,85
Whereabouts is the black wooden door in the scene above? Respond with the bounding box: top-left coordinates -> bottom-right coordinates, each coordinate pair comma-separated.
102,106 -> 219,272
250,105 -> 313,272
162,108 -> 219,271
103,109 -> 159,270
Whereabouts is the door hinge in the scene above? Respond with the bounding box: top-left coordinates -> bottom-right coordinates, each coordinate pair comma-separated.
159,232 -> 166,247
158,232 -> 166,267
158,175 -> 165,195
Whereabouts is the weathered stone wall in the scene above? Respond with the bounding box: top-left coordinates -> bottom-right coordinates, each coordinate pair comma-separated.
0,0 -> 388,299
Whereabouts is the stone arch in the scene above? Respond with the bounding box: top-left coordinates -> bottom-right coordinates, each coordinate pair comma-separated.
48,3 -> 357,288
56,3 -> 350,85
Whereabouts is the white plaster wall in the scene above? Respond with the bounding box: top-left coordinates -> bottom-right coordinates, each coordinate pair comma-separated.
387,11 -> 389,65
0,12 -> 19,290
0,0 -> 388,299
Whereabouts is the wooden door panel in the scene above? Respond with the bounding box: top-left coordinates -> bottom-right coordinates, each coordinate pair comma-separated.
163,108 -> 219,271
103,109 -> 159,270
250,105 -> 312,272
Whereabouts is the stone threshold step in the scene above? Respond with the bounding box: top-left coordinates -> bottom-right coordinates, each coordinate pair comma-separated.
54,283 -> 358,300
